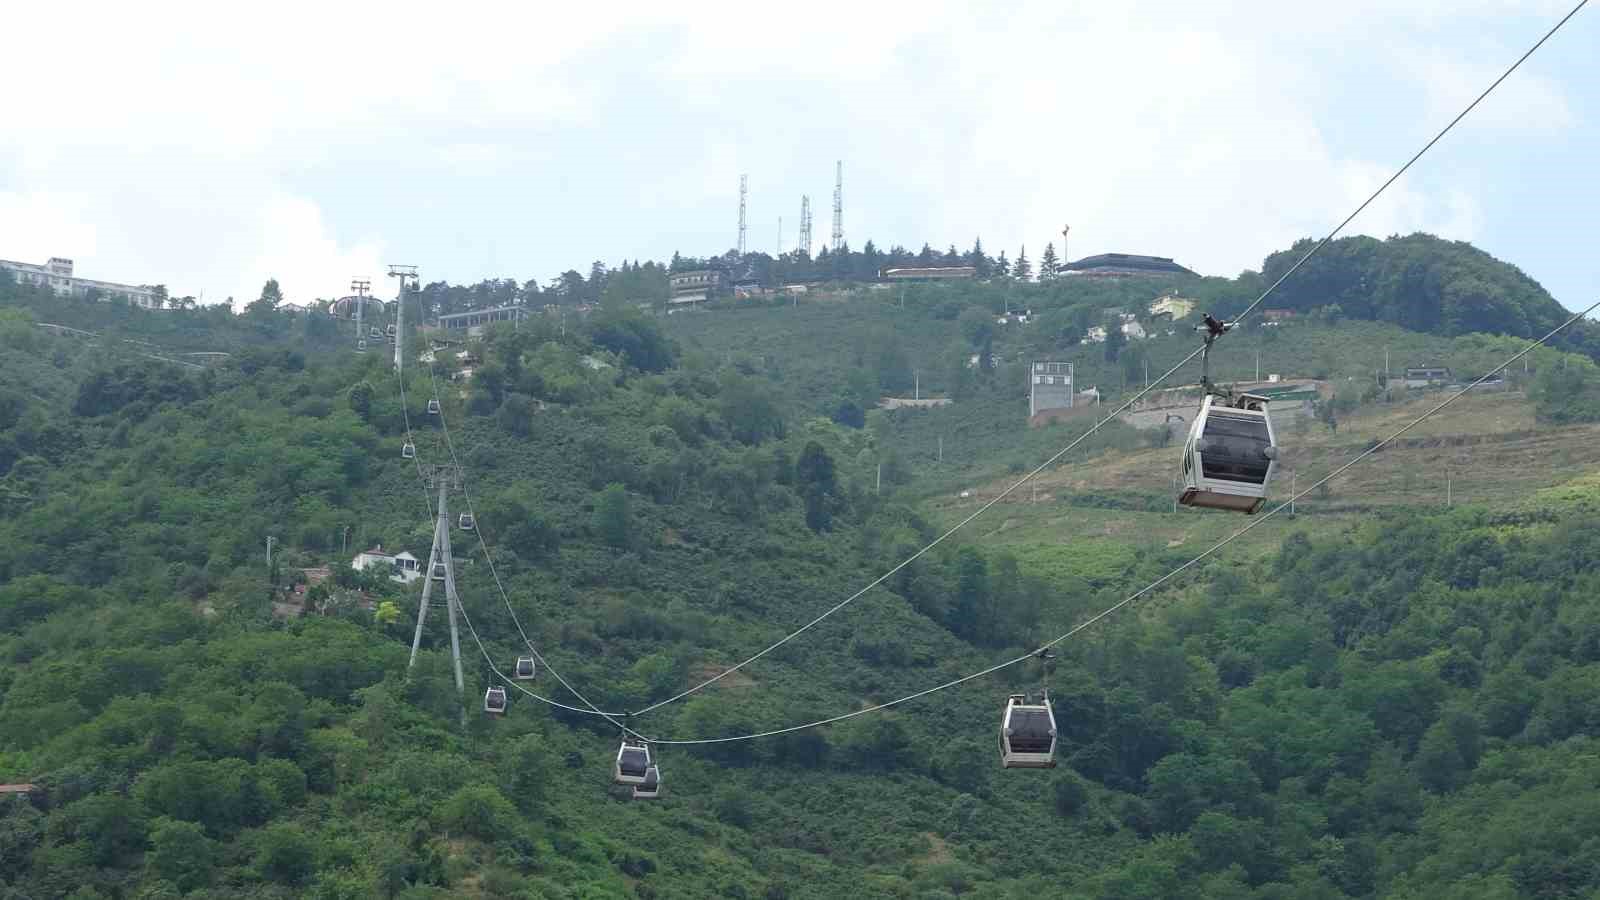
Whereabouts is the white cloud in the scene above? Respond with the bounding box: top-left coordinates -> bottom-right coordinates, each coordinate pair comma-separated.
0,0 -> 1587,301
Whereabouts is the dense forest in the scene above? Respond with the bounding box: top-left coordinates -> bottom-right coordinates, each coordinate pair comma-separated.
5,245 -> 1600,900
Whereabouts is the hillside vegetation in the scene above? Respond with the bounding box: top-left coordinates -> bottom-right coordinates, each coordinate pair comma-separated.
4,241 -> 1600,899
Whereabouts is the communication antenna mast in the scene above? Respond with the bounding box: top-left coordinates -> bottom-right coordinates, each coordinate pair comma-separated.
799,196 -> 812,256
388,265 -> 418,374
1062,224 -> 1071,266
831,160 -> 844,252
777,217 -> 783,256
350,278 -> 370,350
738,174 -> 748,256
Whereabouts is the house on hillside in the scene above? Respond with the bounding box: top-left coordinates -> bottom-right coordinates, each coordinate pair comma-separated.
1262,309 -> 1297,323
351,545 -> 422,584
1148,295 -> 1196,320
1404,366 -> 1452,389
881,266 -> 977,281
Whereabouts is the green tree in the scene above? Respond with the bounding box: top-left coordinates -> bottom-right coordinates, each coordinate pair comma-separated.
1013,246 -> 1032,281
253,822 -> 315,886
592,483 -> 635,549
1039,242 -> 1059,279
146,818 -> 216,892
347,380 -> 375,423
247,279 -> 284,316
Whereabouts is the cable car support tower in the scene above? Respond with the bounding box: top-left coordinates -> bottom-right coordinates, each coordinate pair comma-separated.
389,265 -> 418,375
408,464 -> 466,700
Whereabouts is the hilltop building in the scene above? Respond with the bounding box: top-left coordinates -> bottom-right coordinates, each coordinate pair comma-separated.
437,304 -> 528,336
1,256 -> 160,308
669,269 -> 724,307
1062,253 -> 1196,278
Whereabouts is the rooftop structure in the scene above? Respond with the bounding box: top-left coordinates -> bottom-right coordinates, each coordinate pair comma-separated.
351,545 -> 422,584
1,257 -> 160,308
880,266 -> 977,281
669,269 -> 725,306
1062,253 -> 1196,278
437,305 -> 528,336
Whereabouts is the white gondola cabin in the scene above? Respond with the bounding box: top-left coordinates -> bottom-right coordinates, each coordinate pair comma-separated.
427,399 -> 441,415
484,686 -> 507,716
369,326 -> 382,339
401,442 -> 416,459
386,324 -> 397,337
1178,394 -> 1277,514
614,740 -> 651,785
632,765 -> 661,799
513,656 -> 536,680
431,563 -> 446,581
999,694 -> 1057,768
357,339 -> 367,351
459,513 -> 475,531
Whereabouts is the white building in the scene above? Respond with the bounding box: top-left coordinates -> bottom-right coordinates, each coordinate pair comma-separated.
351,545 -> 422,584
1,257 -> 160,309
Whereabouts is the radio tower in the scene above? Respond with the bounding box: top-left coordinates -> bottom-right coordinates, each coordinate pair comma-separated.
799,196 -> 812,256
738,174 -> 748,256
831,161 -> 844,252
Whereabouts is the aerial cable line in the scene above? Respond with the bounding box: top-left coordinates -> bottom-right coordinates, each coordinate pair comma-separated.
392,360 -> 631,719
638,299 -> 1600,746
417,362 -> 636,727
623,0 -> 1590,718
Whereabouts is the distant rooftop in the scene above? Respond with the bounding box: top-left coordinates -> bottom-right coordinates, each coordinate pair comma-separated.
1062,253 -> 1196,277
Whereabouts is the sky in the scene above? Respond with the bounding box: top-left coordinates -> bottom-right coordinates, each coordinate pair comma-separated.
0,0 -> 1594,310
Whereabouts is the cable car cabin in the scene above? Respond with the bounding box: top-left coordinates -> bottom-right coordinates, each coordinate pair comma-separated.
1178,394 -> 1278,514
459,513 -> 475,531
484,686 -> 507,716
401,442 -> 416,459
614,740 -> 651,785
427,399 -> 441,415
386,324 -> 397,337
357,339 -> 367,351
369,327 -> 382,338
513,656 -> 536,680
431,563 -> 446,581
999,694 -> 1057,769
632,765 -> 661,799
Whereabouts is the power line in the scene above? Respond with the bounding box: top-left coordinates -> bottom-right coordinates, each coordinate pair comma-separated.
640,299 -> 1600,746
392,361 -> 631,720
418,363 -> 635,725
623,0 -> 1588,719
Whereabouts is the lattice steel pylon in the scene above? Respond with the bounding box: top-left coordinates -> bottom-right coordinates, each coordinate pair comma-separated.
738,174 -> 748,256
831,161 -> 844,252
799,196 -> 812,256
408,465 -> 465,698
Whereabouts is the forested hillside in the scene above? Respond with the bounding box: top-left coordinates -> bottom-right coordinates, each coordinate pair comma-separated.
5,260 -> 1600,899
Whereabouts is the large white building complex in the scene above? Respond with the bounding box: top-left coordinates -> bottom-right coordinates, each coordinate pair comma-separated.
1,256 -> 161,309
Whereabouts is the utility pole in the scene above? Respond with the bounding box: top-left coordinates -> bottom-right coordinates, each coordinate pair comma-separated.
875,462 -> 882,495
266,536 -> 276,572
777,216 -> 783,256
937,435 -> 943,463
409,466 -> 466,702
1446,468 -> 1452,506
341,526 -> 350,556
1061,224 -> 1070,266
1290,472 -> 1297,516
1255,350 -> 1260,383
914,370 -> 920,400
389,265 -> 418,375
1145,359 -> 1150,389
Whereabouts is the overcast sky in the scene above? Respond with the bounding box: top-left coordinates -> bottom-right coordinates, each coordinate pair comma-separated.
1,1 -> 1593,309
